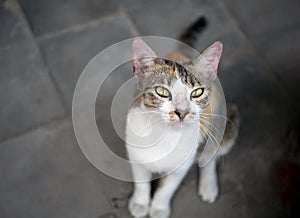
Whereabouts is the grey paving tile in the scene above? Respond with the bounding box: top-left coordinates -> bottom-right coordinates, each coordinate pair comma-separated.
222,0 -> 300,102
121,0 -> 215,14
222,0 -> 300,40
0,119 -> 112,218
0,42 -> 64,141
200,48 -> 294,217
0,0 -> 28,46
123,0 -> 231,40
38,15 -> 135,111
95,62 -> 135,160
122,0 -> 247,70
19,0 -> 119,36
193,21 -> 246,62
219,44 -> 295,144
254,27 -> 300,103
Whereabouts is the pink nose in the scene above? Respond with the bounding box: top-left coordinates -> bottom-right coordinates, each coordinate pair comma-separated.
174,110 -> 189,120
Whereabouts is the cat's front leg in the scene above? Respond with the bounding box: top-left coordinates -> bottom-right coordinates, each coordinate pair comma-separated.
129,164 -> 151,218
199,157 -> 219,203
150,170 -> 188,218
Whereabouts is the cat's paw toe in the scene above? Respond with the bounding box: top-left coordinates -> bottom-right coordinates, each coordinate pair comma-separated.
128,198 -> 149,218
150,206 -> 170,218
199,180 -> 219,203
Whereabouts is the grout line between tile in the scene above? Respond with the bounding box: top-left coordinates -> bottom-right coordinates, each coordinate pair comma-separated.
36,11 -> 123,42
0,115 -> 71,145
119,6 -> 141,37
12,0 -> 68,114
217,0 -> 300,112
0,4 -> 139,144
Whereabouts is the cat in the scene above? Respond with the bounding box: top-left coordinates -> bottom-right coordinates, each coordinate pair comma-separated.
125,19 -> 239,218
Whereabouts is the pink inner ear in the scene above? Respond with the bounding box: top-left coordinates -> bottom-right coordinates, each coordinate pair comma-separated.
132,38 -> 157,60
194,41 -> 223,81
203,41 -> 223,71
132,38 -> 158,76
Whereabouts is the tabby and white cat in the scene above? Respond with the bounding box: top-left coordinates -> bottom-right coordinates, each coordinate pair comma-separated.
126,38 -> 238,218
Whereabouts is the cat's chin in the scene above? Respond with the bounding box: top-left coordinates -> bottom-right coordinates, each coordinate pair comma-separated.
173,122 -> 183,129
169,120 -> 197,129
169,121 -> 185,129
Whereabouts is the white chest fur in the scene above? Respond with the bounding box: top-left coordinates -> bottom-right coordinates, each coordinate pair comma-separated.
126,107 -> 202,173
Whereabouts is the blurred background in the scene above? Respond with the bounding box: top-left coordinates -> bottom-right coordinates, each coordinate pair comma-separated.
0,0 -> 300,217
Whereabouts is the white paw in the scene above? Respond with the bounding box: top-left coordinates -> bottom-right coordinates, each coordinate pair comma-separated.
128,197 -> 149,218
199,179 -> 219,203
150,204 -> 170,218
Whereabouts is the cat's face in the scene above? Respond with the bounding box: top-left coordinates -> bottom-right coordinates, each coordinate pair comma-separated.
141,60 -> 210,125
132,39 -> 222,126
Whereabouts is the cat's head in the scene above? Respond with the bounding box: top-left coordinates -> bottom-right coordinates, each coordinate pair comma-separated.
132,38 -> 222,125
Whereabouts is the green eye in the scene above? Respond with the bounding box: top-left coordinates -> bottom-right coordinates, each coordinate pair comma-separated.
155,86 -> 170,98
191,88 -> 204,98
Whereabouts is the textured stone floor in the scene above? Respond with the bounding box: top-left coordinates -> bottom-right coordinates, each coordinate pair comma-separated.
1,0 -> 300,217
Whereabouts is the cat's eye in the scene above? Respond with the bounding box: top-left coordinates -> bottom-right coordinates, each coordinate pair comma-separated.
191,88 -> 204,98
155,86 -> 171,98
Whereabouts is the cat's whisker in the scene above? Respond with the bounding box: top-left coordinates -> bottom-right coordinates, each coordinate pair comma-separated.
149,118 -> 169,127
199,124 -> 223,159
149,119 -> 165,126
200,117 -> 225,139
114,111 -> 165,128
206,129 -> 223,154
205,128 -> 226,165
129,111 -> 164,116
198,120 -> 224,152
115,115 -> 128,129
200,115 -> 239,155
199,118 -> 226,157
200,113 -> 236,127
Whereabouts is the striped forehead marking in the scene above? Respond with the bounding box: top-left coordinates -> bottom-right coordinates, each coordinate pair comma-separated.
170,64 -> 178,78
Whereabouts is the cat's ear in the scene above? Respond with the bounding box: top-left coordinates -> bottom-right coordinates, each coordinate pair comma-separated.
193,41 -> 223,81
132,38 -> 159,75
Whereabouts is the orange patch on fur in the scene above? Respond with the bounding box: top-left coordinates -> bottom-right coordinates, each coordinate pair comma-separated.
164,52 -> 190,63
170,65 -> 178,77
169,111 -> 178,122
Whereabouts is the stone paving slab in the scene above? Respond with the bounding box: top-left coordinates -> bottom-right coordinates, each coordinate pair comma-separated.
250,27 -> 300,104
38,15 -> 135,111
123,0 -> 231,40
19,0 -> 119,37
207,52 -> 291,218
223,0 -> 300,103
122,0 -> 249,70
0,41 -> 64,141
222,0 -> 300,41
0,119 -> 115,218
0,0 -> 28,47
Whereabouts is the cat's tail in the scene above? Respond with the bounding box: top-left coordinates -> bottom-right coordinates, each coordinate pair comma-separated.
179,16 -> 207,48
219,104 -> 240,156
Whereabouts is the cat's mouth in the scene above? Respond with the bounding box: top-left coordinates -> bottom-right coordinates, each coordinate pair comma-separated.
173,121 -> 184,128
169,119 -> 189,129
168,110 -> 195,127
